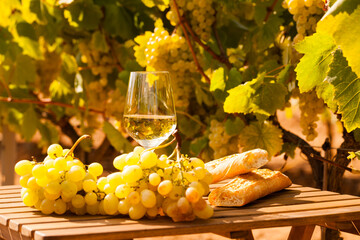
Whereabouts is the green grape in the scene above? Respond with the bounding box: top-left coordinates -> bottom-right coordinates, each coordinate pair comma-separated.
140,151 -> 157,169
97,177 -> 108,191
190,158 -> 205,168
113,154 -> 127,170
22,190 -> 39,207
193,204 -> 213,219
54,199 -> 67,215
140,189 -> 156,208
122,165 -> 143,183
125,152 -> 140,165
47,168 -> 60,181
126,191 -> 141,205
115,184 -> 132,199
47,144 -> 63,159
40,199 -> 55,214
44,190 -> 60,201
191,198 -> 207,211
72,194 -> 85,209
15,160 -> 33,176
66,165 -> 86,182
45,181 -> 61,195
19,175 -> 30,188
118,199 -> 131,215
168,185 -> 184,201
129,203 -> 147,220
157,180 -> 173,196
107,172 -> 123,188
149,173 -> 161,186
44,159 -> 55,169
85,192 -> 98,205
146,206 -> 158,218
61,180 -> 78,198
103,193 -> 119,215
185,187 -> 200,203
86,201 -> 100,215
36,176 -> 50,188
32,165 -> 47,179
189,181 -> 205,196
103,183 -> 116,194
177,197 -> 191,214
193,167 -> 206,180
88,162 -> 103,177
27,177 -> 40,190
83,179 -> 97,193
54,157 -> 67,171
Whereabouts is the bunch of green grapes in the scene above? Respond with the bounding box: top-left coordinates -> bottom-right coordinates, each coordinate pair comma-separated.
298,90 -> 324,141
166,0 -> 215,41
78,41 -> 114,85
15,141 -> 214,221
35,51 -> 62,96
208,119 -> 239,159
134,20 -> 199,109
282,0 -> 325,44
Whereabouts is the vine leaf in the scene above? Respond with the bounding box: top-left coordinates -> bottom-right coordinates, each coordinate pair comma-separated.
238,121 -> 283,157
224,72 -> 287,116
295,32 -> 336,92
210,67 -> 226,92
254,16 -> 284,51
326,50 -> 360,132
14,55 -> 36,85
104,5 -> 135,39
225,118 -> 245,136
103,121 -> 132,153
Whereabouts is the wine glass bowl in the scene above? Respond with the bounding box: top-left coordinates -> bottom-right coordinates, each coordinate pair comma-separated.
123,71 -> 177,148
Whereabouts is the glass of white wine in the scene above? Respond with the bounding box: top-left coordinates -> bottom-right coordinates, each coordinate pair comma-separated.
123,71 -> 177,148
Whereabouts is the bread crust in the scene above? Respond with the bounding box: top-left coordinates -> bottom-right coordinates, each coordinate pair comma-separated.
208,168 -> 292,206
205,149 -> 269,183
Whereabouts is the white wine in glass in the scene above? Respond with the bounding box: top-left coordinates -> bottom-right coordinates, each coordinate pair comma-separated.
123,71 -> 177,148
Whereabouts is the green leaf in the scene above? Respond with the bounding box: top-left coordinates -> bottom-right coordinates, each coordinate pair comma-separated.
226,68 -> 243,90
195,85 -> 214,106
253,81 -> 288,116
224,74 -> 262,114
62,53 -> 77,74
331,7 -> 360,78
21,106 -> 38,141
210,67 -> 226,92
13,55 -> 36,85
281,142 -> 297,158
141,0 -> 169,11
239,121 -> 283,157
15,22 -> 42,59
103,121 -> 132,153
38,121 -> 59,147
253,15 -> 283,51
64,0 -> 103,30
49,78 -> 73,102
104,5 -> 135,39
323,0 -> 360,18
190,136 -> 209,156
276,65 -> 291,84
326,50 -> 360,132
295,32 -> 336,92
225,118 -> 245,136
315,81 -> 337,111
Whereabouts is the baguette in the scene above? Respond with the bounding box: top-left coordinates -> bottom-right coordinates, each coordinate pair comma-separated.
205,149 -> 269,183
208,168 -> 292,206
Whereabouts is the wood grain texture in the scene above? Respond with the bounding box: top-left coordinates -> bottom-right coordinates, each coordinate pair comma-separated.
0,185 -> 358,240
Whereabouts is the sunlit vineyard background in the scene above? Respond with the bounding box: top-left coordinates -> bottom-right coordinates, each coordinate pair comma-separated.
0,0 -> 360,209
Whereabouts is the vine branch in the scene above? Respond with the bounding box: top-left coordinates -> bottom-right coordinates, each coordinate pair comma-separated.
0,97 -> 105,115
172,0 -> 210,83
211,19 -> 232,69
264,0 -> 279,22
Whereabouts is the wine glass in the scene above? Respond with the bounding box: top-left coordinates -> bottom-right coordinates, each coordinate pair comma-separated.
123,71 -> 177,148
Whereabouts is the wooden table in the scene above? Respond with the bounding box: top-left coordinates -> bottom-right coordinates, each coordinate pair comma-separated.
0,183 -> 360,240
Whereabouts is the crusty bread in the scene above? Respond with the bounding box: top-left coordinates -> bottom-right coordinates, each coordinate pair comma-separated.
208,168 -> 292,206
205,149 -> 269,184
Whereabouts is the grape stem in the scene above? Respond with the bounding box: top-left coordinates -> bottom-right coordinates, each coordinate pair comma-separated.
264,0 -> 279,22
65,134 -> 91,158
172,0 -> 211,83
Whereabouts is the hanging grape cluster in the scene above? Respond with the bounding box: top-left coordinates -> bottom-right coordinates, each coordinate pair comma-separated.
298,90 -> 325,141
15,141 -> 214,221
134,20 -> 200,109
283,0 -> 325,43
166,0 -> 215,41
208,119 -> 239,159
